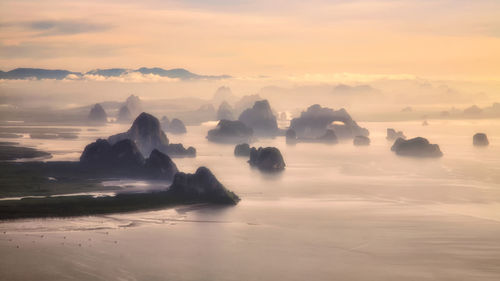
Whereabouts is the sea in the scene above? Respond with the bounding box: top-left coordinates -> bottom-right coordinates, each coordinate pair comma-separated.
1,119 -> 499,281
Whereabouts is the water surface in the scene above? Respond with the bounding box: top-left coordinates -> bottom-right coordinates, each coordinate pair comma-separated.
1,119 -> 500,280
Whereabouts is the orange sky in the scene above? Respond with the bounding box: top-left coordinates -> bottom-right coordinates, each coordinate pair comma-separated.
1,0 -> 500,81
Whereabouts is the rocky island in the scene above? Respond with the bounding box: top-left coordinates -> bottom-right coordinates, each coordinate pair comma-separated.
207,120 -> 254,144
391,137 -> 443,158
117,105 -> 133,123
289,104 -> 368,141
234,143 -> 251,156
238,100 -> 278,137
217,101 -> 235,121
249,146 -> 286,172
473,133 -> 489,146
167,118 -> 187,134
387,128 -> 406,140
0,138 -> 239,219
80,138 -> 179,180
88,103 -> 107,124
109,112 -> 195,157
285,129 -> 297,144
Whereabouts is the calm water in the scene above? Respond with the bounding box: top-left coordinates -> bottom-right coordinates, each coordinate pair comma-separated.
1,119 -> 500,280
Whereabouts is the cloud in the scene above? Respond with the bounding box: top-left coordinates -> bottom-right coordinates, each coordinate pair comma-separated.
26,20 -> 112,36
0,42 -> 120,59
0,0 -> 499,80
77,72 -> 181,83
1,19 -> 112,36
286,73 -> 418,83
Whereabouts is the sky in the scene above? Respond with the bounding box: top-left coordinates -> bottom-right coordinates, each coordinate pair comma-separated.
1,0 -> 500,82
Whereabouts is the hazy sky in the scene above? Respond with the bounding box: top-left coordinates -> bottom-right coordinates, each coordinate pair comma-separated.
1,0 -> 500,81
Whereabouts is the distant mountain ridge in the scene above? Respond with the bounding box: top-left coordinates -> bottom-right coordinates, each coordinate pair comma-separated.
0,67 -> 231,80
0,68 -> 81,80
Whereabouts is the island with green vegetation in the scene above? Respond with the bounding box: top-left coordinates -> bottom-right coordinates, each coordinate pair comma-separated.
0,122 -> 240,219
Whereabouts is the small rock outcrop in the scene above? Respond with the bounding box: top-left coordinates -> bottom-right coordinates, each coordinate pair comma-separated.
217,101 -> 235,121
234,143 -> 251,157
249,147 -> 285,172
166,118 -> 187,134
238,100 -> 278,137
289,104 -> 368,139
88,104 -> 107,124
353,135 -> 370,146
108,112 -> 195,157
473,133 -> 489,146
387,128 -> 406,140
207,120 -> 253,144
286,129 -> 297,145
391,137 -> 443,158
117,105 -> 133,123
167,167 -> 240,205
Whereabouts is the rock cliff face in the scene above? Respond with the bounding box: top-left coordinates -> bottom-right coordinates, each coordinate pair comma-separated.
317,129 -> 338,144
125,95 -> 143,116
144,149 -> 179,179
161,117 -> 187,134
195,104 -> 217,121
110,139 -> 146,167
473,133 -> 489,146
80,138 -> 144,167
234,94 -> 262,116
290,104 -> 368,139
207,120 -> 253,144
88,104 -> 107,124
161,116 -> 170,130
387,128 -> 406,141
167,118 -> 187,134
80,139 -> 178,180
117,105 -> 133,123
391,137 -> 443,158
108,113 -> 195,157
167,167 -> 240,205
248,147 -> 285,172
217,101 -> 235,121
238,100 -> 278,137
234,143 -> 251,157
212,86 -> 237,105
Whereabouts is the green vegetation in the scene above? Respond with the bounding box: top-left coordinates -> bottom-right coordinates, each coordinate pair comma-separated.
0,191 -> 184,219
0,162 -> 117,198
0,142 -> 52,161
0,144 -> 239,219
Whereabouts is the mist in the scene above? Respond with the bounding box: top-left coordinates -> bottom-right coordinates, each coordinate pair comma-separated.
1,0 -> 500,280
